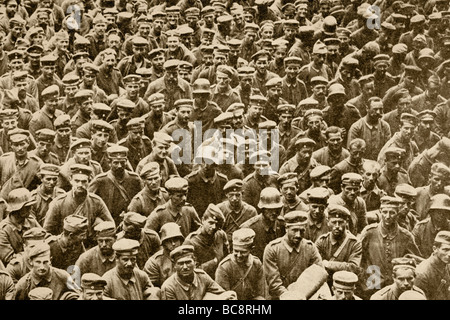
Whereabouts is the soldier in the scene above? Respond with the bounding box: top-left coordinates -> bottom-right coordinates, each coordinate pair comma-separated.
86,13 -> 107,60
35,55 -> 63,108
75,221 -> 117,276
211,65 -> 242,112
161,244 -> 236,300
298,40 -> 333,93
116,212 -> 161,270
143,93 -> 172,141
102,239 -> 159,300
0,109 -> 19,153
371,257 -> 425,300
251,50 -> 278,96
383,88 -> 419,134
394,184 -> 419,232
413,194 -> 450,259
330,271 -> 361,300
280,57 -> 308,107
136,132 -> 179,185
5,227 -> 46,284
277,104 -> 301,151
128,162 -> 169,218
359,160 -> 383,212
304,187 -> 330,242
316,205 -> 362,282
79,63 -> 108,104
147,49 -> 165,83
97,52 -> 124,98
377,147 -> 411,196
109,99 -> 134,141
243,95 -> 269,131
144,59 -> 193,112
29,129 -> 60,165
110,75 -> 150,121
306,76 -> 328,110
145,176 -> 201,238
217,179 -> 257,244
52,114 -> 73,164
70,89 -> 94,136
215,228 -> 265,300
347,97 -> 392,161
44,164 -> 114,248
359,196 -> 421,299
278,173 -> 307,216
88,120 -> 115,172
415,230 -> 450,300
0,129 -> 41,199
29,85 -> 64,138
57,139 -> 103,192
413,110 -> 440,154
312,127 -> 349,169
75,104 -> 117,142
58,74 -> 80,117
52,30 -> 70,79
263,210 -> 323,300
415,163 -> 450,220
15,242 -> 79,300
5,75 -> 38,119
144,222 -> 184,287
88,145 -> 142,226
303,109 -> 327,151
78,273 -> 108,300
279,137 -> 319,194
48,214 -> 88,270
118,118 -> 152,171
299,166 -> 334,203
30,164 -> 65,226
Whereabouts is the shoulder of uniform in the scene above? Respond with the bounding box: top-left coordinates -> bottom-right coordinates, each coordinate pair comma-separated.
241,214 -> 259,227
117,137 -> 127,145
194,268 -> 207,275
184,170 -> 199,179
93,172 -> 108,179
375,286 -> 391,296
268,237 -> 283,246
362,223 -> 378,233
303,238 -> 314,246
217,254 -> 232,267
415,218 -> 429,226
143,228 -> 159,237
28,154 -> 42,162
154,204 -> 167,212
345,231 -> 358,241
316,232 -> 329,241
53,192 -> 68,201
9,254 -> 23,265
21,108 -> 32,114
216,172 -> 228,180
152,249 -> 164,258
243,173 -> 254,182
127,170 -> 140,178
0,152 -> 13,157
182,202 -> 194,208
88,193 -> 104,201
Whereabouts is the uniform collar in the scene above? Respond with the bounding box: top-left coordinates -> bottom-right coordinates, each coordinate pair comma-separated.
282,236 -> 301,253
380,222 -> 399,239
175,272 -> 199,291
97,246 -> 116,263
199,169 -> 217,183
32,268 -> 53,285
116,268 -> 137,286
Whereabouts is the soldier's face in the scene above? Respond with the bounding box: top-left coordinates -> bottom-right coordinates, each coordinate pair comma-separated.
284,27 -> 296,41
56,39 -> 69,52
434,243 -> 450,264
42,65 -> 56,78
248,104 -> 263,120
333,287 -> 354,300
11,139 -> 29,158
309,203 -> 326,220
362,168 -> 378,190
11,25 -> 22,38
326,132 -> 342,152
239,76 -> 252,91
430,173 -> 447,193
151,54 -> 165,70
9,59 -> 23,72
186,15 -> 198,29
116,253 -> 137,276
139,24 -> 151,38
94,23 -> 107,36
74,148 -> 91,164
163,237 -> 182,252
56,127 -> 71,141
177,106 -> 192,125
2,118 -> 17,131
285,64 -> 299,79
262,208 -> 281,223
315,175 -> 330,188
110,158 -> 126,175
361,82 -> 374,98
153,142 -> 170,160
203,14 -> 214,26
174,255 -> 195,278
104,55 -> 116,69
328,217 -> 346,238
287,225 -> 305,246
92,131 -> 109,148
226,191 -> 242,208
202,217 -> 219,235
64,84 -> 78,98
418,119 -> 432,136
41,174 -> 58,190
30,253 -> 51,278
349,144 -> 364,164
380,206 -> 398,227
233,247 -> 250,264
123,223 -> 142,239
261,28 -> 273,39
397,96 -> 412,114
71,173 -> 90,193
307,116 -> 321,133
342,185 -> 359,202
296,147 -> 313,164
97,236 -> 115,256
386,158 -> 401,174
167,13 -> 178,26
255,58 -> 268,74
279,113 -> 292,127
83,289 -> 104,300
232,114 -> 244,128
107,35 -> 120,50
393,268 -> 415,292
171,191 -> 187,208
267,86 -> 282,101
6,2 -> 17,16
281,184 -> 297,202
144,174 -> 161,192
83,72 -> 96,87
203,53 -> 214,66
399,123 -> 414,141
313,53 -> 326,67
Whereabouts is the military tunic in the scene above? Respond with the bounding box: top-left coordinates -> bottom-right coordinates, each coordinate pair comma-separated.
0,269 -> 14,300
312,147 -> 350,169
30,185 -> 66,226
29,109 -> 64,138
103,267 -> 154,300
415,254 -> 450,300
116,230 -> 161,270
75,245 -> 116,277
57,158 -> 103,192
144,249 -> 173,288
279,156 -> 320,195
328,194 -> 367,236
136,153 -> 179,187
5,252 -> 29,284
370,283 -> 425,300
377,167 -> 410,197
412,218 -> 450,259
217,200 -> 257,244
49,236 -> 86,271
128,187 -> 169,218
118,136 -> 152,171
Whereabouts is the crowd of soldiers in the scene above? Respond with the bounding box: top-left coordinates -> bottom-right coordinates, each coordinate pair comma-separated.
1,0 -> 450,302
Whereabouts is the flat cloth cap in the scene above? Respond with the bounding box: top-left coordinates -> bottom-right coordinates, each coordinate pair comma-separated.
251,50 -> 270,61
341,173 -> 363,186
164,59 -> 180,70
258,120 -> 277,129
333,271 -> 358,289
307,187 -> 330,204
435,230 -> 450,245
392,43 -> 408,54
70,138 -> 91,151
204,203 -> 225,223
94,221 -> 116,238
385,147 -> 405,160
23,227 -> 47,240
7,50 -> 23,61
431,163 -> 450,177
174,99 -> 194,109
170,244 -> 195,261
277,104 -> 296,115
41,85 -> 60,98
140,162 -> 160,179
394,184 -> 417,198
429,194 -> 450,212
249,95 -> 267,106
8,128 -> 29,143
265,77 -> 283,88
153,131 -> 173,145
126,117 -> 145,131
148,48 -> 165,60
92,119 -> 113,133
310,165 -> 331,179
116,99 -> 135,110
112,238 -> 140,255
295,137 -> 316,148
35,128 -> 55,143
165,177 -> 188,192
74,89 -> 93,101
62,74 -> 80,85
28,287 -> 53,300
278,172 -> 298,186
216,65 -> 234,78
327,204 -> 351,220
380,196 -> 404,208
107,145 -> 128,159
63,214 -> 88,232
83,63 -> 99,74
123,74 -> 142,84
28,242 -> 51,259
232,228 -> 255,248
148,92 -> 165,105
284,210 -> 308,227
223,179 -> 243,193
38,163 -> 60,176
70,163 -> 93,176
81,273 -> 107,290
0,108 -> 18,119
123,212 -> 147,228
391,257 -> 416,271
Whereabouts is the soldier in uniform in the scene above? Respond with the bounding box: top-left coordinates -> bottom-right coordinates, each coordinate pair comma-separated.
279,173 -> 309,216
15,242 -> 79,300
415,230 -> 450,300
161,244 -> 236,300
29,85 -> 64,138
85,13 -> 107,61
147,49 -> 165,83
35,54 -> 63,108
217,179 -> 257,244
5,227 -> 46,284
371,257 -> 425,300
279,137 -> 319,194
58,74 -> 80,117
263,210 -> 323,300
299,165 -> 334,203
79,63 -> 108,104
281,57 -> 308,107
359,160 -> 383,212
109,99 -> 134,142
118,118 -> 152,171
250,50 -> 278,96
88,145 -> 142,226
377,147 -> 411,196
116,212 -> 161,270
96,52 -> 124,98
311,127 -> 349,169
145,176 -> 201,238
78,273 -> 108,300
52,114 -> 73,164
413,194 -> 450,259
413,110 -> 440,154
0,129 -> 41,199
57,139 -> 103,192
144,222 -> 184,288
330,271 -> 361,300
304,187 -> 330,242
277,104 -> 301,151
143,93 -> 172,141
75,104 -> 117,143
128,162 -> 169,218
215,228 -> 265,300
359,196 -> 421,299
75,221 -> 117,276
29,129 -> 60,165
48,214 -> 88,270
102,238 -> 159,300
211,65 -> 242,112
43,164 -> 114,248
394,184 -> 419,232
30,163 -> 65,226
70,89 -> 94,136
